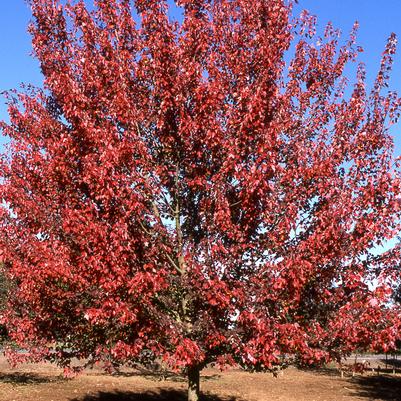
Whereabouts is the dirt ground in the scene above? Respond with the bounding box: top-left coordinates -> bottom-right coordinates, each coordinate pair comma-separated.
1,355 -> 401,401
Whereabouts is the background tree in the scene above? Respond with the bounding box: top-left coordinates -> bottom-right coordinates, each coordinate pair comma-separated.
1,1 -> 401,400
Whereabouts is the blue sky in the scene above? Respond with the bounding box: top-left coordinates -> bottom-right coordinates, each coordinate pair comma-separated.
1,0 -> 401,152
297,1 -> 401,155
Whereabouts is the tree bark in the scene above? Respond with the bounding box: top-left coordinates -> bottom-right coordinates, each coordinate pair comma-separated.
188,365 -> 201,401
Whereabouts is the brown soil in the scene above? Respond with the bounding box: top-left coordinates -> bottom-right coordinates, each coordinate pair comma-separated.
1,356 -> 401,401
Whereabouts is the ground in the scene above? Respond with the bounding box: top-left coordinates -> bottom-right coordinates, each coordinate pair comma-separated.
0,355 -> 401,401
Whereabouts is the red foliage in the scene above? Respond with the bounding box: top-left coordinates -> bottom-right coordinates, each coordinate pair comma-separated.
0,0 -> 401,380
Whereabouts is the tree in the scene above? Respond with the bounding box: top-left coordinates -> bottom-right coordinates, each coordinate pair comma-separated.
1,0 -> 401,400
0,264 -> 10,342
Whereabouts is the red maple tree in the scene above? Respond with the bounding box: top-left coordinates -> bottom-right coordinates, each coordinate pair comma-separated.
1,1 -> 401,400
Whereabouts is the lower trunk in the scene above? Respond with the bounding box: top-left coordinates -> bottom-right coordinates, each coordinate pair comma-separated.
188,365 -> 201,401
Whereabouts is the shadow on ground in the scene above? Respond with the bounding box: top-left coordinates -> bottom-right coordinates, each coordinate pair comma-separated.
297,366 -> 340,377
69,389 -> 241,401
0,371 -> 63,385
351,375 -> 401,401
112,370 -> 221,383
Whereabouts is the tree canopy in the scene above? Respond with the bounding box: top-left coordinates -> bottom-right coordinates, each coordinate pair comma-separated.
1,1 -> 401,400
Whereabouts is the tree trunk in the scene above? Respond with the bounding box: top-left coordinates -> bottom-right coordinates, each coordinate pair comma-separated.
188,365 -> 201,401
